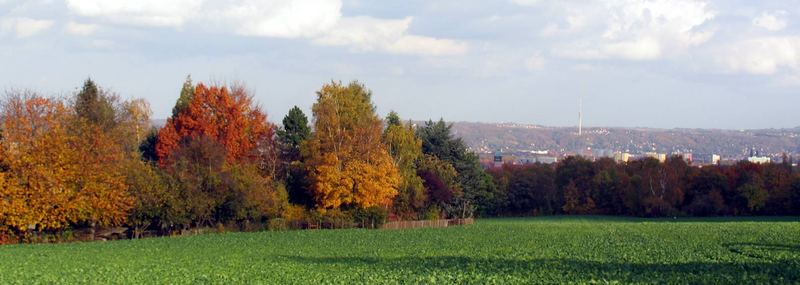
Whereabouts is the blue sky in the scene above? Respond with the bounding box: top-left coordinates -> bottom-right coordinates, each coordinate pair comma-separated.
0,0 -> 798,129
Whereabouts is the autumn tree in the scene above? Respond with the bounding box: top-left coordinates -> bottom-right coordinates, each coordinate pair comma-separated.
0,92 -> 132,232
490,163 -> 558,215
164,136 -> 228,227
124,158 -> 170,238
1,93 -> 82,231
71,79 -> 149,235
115,98 -> 153,155
156,83 -> 275,167
383,111 -> 425,218
685,167 -> 728,215
304,81 -> 400,210
417,154 -> 461,213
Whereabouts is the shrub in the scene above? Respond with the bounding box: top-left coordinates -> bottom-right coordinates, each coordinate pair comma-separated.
267,218 -> 288,231
0,227 -> 17,245
353,206 -> 388,229
422,206 -> 442,220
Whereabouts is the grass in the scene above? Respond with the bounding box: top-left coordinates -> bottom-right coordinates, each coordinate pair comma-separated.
1,216 -> 799,284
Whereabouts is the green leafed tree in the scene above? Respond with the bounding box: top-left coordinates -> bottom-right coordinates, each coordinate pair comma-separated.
278,106 -> 313,207
75,78 -> 116,130
172,75 -> 194,117
417,119 -> 497,217
383,111 -> 425,218
278,106 -> 311,162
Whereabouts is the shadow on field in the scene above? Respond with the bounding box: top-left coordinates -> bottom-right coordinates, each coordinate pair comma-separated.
726,242 -> 800,260
285,254 -> 800,283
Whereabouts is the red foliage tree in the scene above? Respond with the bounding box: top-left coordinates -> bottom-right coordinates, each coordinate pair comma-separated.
156,83 -> 275,167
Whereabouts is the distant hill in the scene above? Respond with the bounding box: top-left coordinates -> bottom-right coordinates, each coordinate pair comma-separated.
442,121 -> 800,162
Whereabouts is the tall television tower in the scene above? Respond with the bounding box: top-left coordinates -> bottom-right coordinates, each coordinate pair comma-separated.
578,97 -> 583,136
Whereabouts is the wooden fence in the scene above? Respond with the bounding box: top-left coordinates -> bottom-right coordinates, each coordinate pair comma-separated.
381,218 -> 474,230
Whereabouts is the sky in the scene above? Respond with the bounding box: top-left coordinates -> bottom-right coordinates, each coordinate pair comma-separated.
0,0 -> 798,129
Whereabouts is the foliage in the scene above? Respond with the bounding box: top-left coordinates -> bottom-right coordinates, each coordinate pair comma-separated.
277,106 -> 313,207
172,75 -> 194,117
156,83 -> 275,167
74,78 -> 116,131
489,154 -> 800,218
383,112 -> 425,218
417,119 -> 497,216
0,91 -> 135,233
277,106 -> 311,161
351,206 -> 389,229
124,159 -> 170,238
303,81 -> 400,210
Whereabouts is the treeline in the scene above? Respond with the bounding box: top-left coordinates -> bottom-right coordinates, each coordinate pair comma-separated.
1,77 -> 799,243
488,156 -> 800,217
0,78 -> 494,242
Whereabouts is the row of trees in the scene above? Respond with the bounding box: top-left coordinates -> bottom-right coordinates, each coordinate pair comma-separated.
488,156 -> 800,217
0,78 -> 492,241
2,77 -> 799,242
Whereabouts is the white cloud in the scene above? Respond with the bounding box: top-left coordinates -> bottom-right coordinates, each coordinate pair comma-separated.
221,0 -> 341,38
62,0 -> 465,56
1,17 -> 53,38
65,21 -> 97,36
753,11 -> 788,31
720,36 -> 800,75
551,0 -> 715,61
314,16 -> 468,56
65,0 -> 203,27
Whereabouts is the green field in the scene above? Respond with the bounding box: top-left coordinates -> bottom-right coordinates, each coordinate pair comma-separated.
1,217 -> 799,284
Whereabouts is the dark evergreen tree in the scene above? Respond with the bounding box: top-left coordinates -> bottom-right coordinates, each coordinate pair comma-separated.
277,106 -> 313,207
417,119 -> 498,216
278,106 -> 311,159
139,130 -> 159,162
75,78 -> 116,130
386,111 -> 401,127
172,75 -> 194,117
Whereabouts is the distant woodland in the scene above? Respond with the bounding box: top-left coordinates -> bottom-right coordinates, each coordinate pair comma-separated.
1,78 -> 799,243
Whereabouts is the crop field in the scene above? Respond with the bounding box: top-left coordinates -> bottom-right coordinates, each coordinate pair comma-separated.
1,216 -> 799,284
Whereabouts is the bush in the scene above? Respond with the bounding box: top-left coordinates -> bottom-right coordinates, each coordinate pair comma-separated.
0,227 -> 17,245
353,206 -> 388,229
267,218 -> 288,231
422,206 -> 442,220
281,205 -> 307,229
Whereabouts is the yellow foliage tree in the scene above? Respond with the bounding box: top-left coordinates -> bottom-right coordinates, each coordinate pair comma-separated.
304,81 -> 400,210
0,94 -> 82,231
0,92 -> 133,232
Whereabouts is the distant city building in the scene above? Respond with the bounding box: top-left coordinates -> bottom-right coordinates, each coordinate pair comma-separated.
747,147 -> 771,164
592,149 -> 614,159
614,152 -> 631,163
644,152 -> 667,163
712,154 -> 721,165
671,152 -> 693,163
747,156 -> 771,164
493,150 -> 503,168
535,156 -> 558,164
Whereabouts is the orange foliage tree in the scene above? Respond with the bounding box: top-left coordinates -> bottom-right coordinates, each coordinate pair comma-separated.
156,83 -> 275,167
0,92 -> 132,232
304,81 -> 400,210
